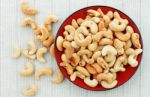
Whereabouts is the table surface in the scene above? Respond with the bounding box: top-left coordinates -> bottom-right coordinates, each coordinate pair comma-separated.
0,0 -> 150,97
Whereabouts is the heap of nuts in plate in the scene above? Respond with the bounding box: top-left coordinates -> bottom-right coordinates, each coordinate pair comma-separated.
56,8 -> 143,88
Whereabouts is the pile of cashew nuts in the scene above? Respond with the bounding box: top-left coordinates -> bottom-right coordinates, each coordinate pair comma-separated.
56,8 -> 143,88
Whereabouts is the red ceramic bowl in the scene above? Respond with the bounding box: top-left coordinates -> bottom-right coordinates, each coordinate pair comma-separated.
54,6 -> 143,91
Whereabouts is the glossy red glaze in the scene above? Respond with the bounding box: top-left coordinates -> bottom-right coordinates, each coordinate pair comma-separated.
54,6 -> 143,91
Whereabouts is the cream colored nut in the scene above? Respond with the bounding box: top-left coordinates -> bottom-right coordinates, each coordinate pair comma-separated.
49,43 -> 55,57
71,41 -> 79,49
71,19 -> 79,29
70,53 -> 80,67
106,11 -> 113,19
92,51 -> 101,60
36,47 -> 47,63
27,40 -> 37,55
85,64 -> 97,75
56,36 -> 64,51
35,67 -> 53,80
117,48 -> 124,55
76,66 -> 90,77
44,15 -> 58,32
77,49 -> 92,57
125,48 -> 135,55
99,38 -> 113,46
103,29 -> 113,39
79,59 -> 86,67
20,62 -> 34,76
84,77 -> 98,87
103,15 -> 111,27
81,20 -> 98,34
92,32 -> 103,42
70,71 -> 85,81
92,63 -> 103,73
95,45 -> 104,51
60,62 -> 73,75
97,57 -> 108,69
114,11 -> 128,24
20,1 -> 38,15
131,33 -> 141,49
97,73 -> 113,83
42,35 -> 54,47
75,26 -> 89,36
65,25 -> 75,41
107,56 -> 116,68
12,46 -> 21,58
101,80 -> 118,89
61,54 -> 70,63
87,9 -> 100,17
109,19 -> 126,32
88,42 -> 98,51
97,8 -> 104,17
114,39 -> 124,49
74,35 -> 92,47
77,18 -> 84,25
21,18 -> 37,30
63,41 -> 74,59
35,26 -> 49,42
124,40 -> 132,50
22,49 -> 36,59
102,45 -> 117,56
98,21 -> 106,31
22,85 -> 38,96
82,55 -> 94,64
91,17 -> 101,23
104,51 -> 115,62
51,68 -> 64,84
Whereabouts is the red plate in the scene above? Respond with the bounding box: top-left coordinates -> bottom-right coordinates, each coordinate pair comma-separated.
54,6 -> 143,91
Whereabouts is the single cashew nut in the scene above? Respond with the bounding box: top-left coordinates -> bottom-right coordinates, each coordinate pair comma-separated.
97,73 -> 113,83
87,9 -> 100,17
131,33 -> 141,49
65,25 -> 75,41
63,41 -> 74,59
20,1 -> 38,15
27,40 -> 37,55
71,19 -> 79,29
12,46 -> 21,58
71,41 -> 79,49
85,64 -> 97,74
49,43 -> 55,57
61,54 -> 70,63
75,26 -> 89,36
60,62 -> 73,75
70,53 -> 80,67
42,34 -> 54,47
92,63 -> 103,73
98,21 -> 106,31
114,39 -> 124,49
56,36 -> 64,51
88,42 -> 98,51
102,45 -> 117,56
35,67 -> 53,80
70,71 -> 85,81
101,80 -> 118,89
22,49 -> 36,59
21,18 -> 37,30
77,49 -> 92,57
84,77 -> 98,87
114,11 -> 128,24
99,38 -> 113,46
36,47 -> 47,63
51,68 -> 64,84
97,57 -> 108,69
124,40 -> 132,50
91,17 -> 101,23
82,55 -> 94,64
22,85 -> 38,96
76,66 -> 90,77
92,51 -> 101,60
20,62 -> 34,76
77,18 -> 84,25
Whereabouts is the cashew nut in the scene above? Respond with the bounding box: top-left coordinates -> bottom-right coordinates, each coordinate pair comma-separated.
56,36 -> 64,51
84,77 -> 98,87
76,66 -> 90,77
77,18 -> 84,25
102,45 -> 117,56
97,73 -> 113,83
88,42 -> 98,51
70,71 -> 85,81
63,41 -> 74,59
87,9 -> 100,17
131,33 -> 141,49
22,85 -> 38,96
71,19 -> 79,29
65,25 -> 75,41
124,40 -> 132,50
12,46 -> 21,58
35,67 -> 53,80
20,61 -> 34,76
99,38 -> 113,46
21,18 -> 37,30
114,11 -> 128,24
42,34 -> 54,47
61,54 -> 70,63
75,26 -> 89,36
77,49 -> 92,57
97,57 -> 108,69
70,53 -> 80,67
36,47 -> 47,63
71,41 -> 79,49
22,49 -> 36,59
92,51 -> 101,60
27,40 -> 37,55
101,80 -> 118,89
79,59 -> 86,67
85,64 -> 97,74
114,39 -> 124,49
82,55 -> 94,64
60,62 -> 73,75
49,43 -> 55,57
51,68 -> 64,84
92,63 -> 103,73
98,21 -> 106,31
20,1 -> 38,15
81,20 -> 98,34
91,17 -> 101,23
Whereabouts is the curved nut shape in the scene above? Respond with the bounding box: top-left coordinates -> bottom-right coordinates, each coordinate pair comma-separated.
109,19 -> 126,32
102,45 -> 117,56
44,15 -> 58,31
75,26 -> 89,36
114,39 -> 124,49
81,20 -> 98,34
35,67 -> 53,80
60,62 -> 73,75
92,31 -> 103,42
107,56 -> 116,68
12,46 -> 21,58
61,54 -> 70,63
88,42 -> 98,51
97,73 -> 113,83
22,49 -> 36,59
87,9 -> 100,17
22,85 -> 38,96
91,17 -> 101,23
84,77 -> 98,87
70,71 -> 85,81
76,66 -> 90,77
20,1 -> 38,15
65,25 -> 75,41
124,40 -> 132,50
101,80 -> 118,89
20,62 -> 34,76
77,18 -> 84,25
82,55 -> 94,64
117,48 -> 125,55
71,41 -> 79,49
28,40 -> 37,55
92,63 -> 103,73
131,33 -> 141,49
85,64 -> 97,74
103,15 -> 111,27
51,68 -> 64,84
77,49 -> 92,57
49,43 -> 55,57
35,26 -> 49,42
98,21 -> 106,31
99,38 -> 113,46
42,35 -> 54,47
92,51 -> 101,60
63,41 -> 74,59
114,11 -> 128,24
106,11 -> 113,19
97,57 -> 108,69
56,36 -> 64,51
70,53 -> 80,67
36,47 -> 47,63
21,18 -> 37,30
74,35 -> 92,47
71,19 -> 79,29
79,59 -> 86,67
